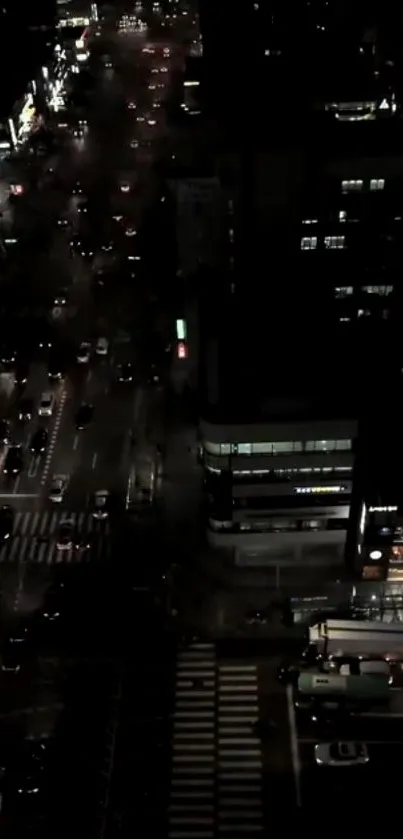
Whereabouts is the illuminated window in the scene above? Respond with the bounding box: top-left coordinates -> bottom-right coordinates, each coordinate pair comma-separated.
341,179 -> 363,193
301,236 -> 317,250
302,219 -> 318,225
325,235 -> 345,249
339,210 -> 347,222
370,178 -> 385,191
334,286 -> 353,297
362,285 -> 393,296
305,439 -> 352,452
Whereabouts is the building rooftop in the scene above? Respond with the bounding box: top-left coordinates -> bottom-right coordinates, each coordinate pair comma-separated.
199,285 -> 397,426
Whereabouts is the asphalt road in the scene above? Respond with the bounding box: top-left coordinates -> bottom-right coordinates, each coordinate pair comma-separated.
0,5 -> 203,837
0,7 -> 185,561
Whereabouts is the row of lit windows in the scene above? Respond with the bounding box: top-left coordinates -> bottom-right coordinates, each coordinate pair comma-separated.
341,179 -> 385,193
233,466 -> 352,478
301,235 -> 345,250
335,285 -> 394,298
204,440 -> 352,456
209,517 -> 348,533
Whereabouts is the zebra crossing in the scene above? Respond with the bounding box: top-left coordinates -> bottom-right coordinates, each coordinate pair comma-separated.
0,511 -> 110,565
169,642 -> 264,838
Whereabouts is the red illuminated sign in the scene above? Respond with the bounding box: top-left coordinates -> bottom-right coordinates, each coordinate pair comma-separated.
177,342 -> 187,359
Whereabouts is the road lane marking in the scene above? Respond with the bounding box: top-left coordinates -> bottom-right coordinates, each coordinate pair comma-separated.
73,435 -> 79,450
41,388 -> 67,486
28,457 -> 39,479
91,452 -> 98,469
13,475 -> 21,494
286,683 -> 302,808
0,493 -> 38,498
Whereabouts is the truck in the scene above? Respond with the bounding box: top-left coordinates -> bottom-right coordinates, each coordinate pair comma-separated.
308,618 -> 403,660
297,672 -> 390,702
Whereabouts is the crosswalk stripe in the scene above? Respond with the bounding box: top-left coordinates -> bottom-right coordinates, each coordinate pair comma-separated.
0,511 -> 110,564
170,644 -> 217,839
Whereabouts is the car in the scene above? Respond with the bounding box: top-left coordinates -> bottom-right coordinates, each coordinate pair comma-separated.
245,608 -> 270,625
77,341 -> 91,363
314,742 -> 369,767
95,336 -> 109,355
130,139 -> 139,149
73,126 -> 84,138
2,638 -> 23,673
57,216 -> 69,227
41,603 -> 61,622
18,397 -> 34,421
54,289 -> 68,306
12,740 -> 49,797
3,445 -> 23,475
127,101 -> 137,110
30,428 -> 48,456
57,520 -> 74,550
125,226 -> 137,237
77,199 -> 89,213
0,505 -> 13,540
48,354 -> 64,380
0,347 -> 16,366
117,362 -> 133,382
72,181 -> 83,195
75,403 -> 94,430
120,181 -> 130,192
0,419 -> 11,444
14,363 -> 28,386
49,474 -> 68,503
92,489 -> 109,519
38,392 -> 55,417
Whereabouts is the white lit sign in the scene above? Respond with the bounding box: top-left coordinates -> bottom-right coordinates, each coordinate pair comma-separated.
369,550 -> 383,560
295,486 -> 347,495
369,506 -> 397,513
58,16 -> 90,27
75,39 -> 85,49
359,502 -> 367,536
176,319 -> 186,341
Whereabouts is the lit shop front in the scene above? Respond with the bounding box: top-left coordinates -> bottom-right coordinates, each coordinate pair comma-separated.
7,92 -> 41,150
357,503 -> 403,581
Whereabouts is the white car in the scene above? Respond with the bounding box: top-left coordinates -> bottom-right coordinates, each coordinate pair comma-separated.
314,742 -> 369,767
38,392 -> 55,417
77,341 -> 91,363
96,337 -> 109,356
49,475 -> 68,503
130,140 -> 139,149
125,227 -> 137,237
92,489 -> 109,519
120,182 -> 130,193
57,519 -> 74,550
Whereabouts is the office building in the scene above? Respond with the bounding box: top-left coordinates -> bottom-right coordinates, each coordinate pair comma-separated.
194,2 -> 403,587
